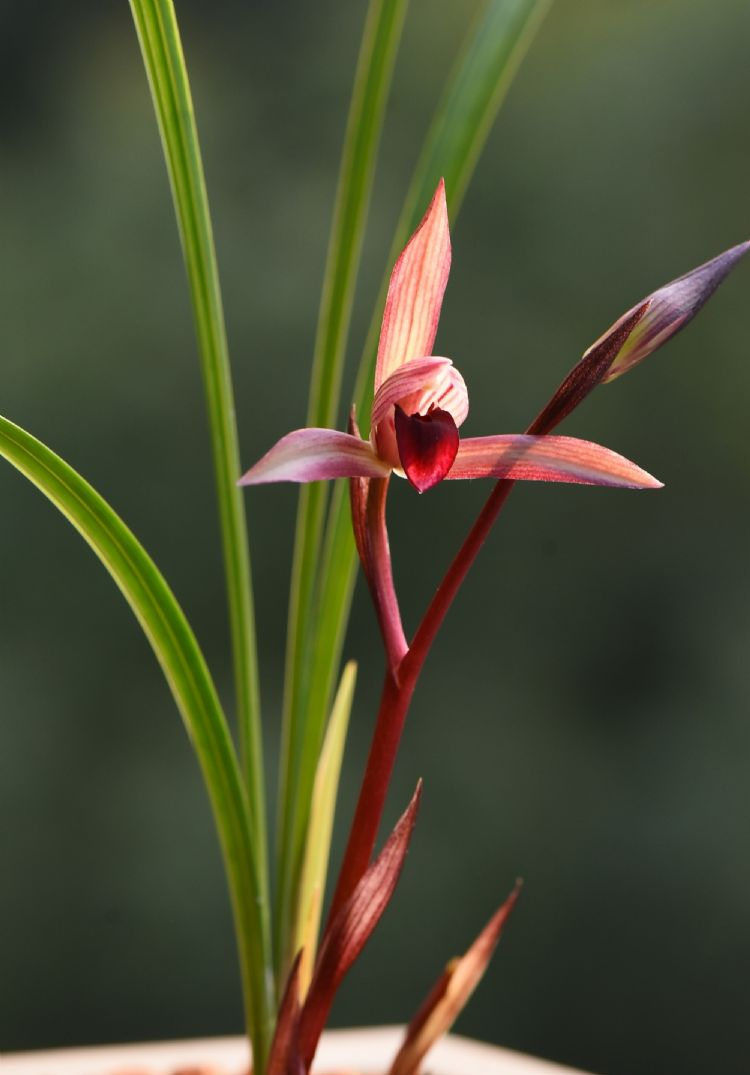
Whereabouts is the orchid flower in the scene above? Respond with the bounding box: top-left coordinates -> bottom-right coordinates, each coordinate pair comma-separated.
240,181 -> 660,495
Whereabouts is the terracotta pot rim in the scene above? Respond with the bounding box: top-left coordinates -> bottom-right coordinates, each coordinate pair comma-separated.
2,1026 -> 592,1075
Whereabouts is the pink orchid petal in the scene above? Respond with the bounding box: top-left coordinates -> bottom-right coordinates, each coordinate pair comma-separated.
239,428 -> 391,485
374,180 -> 452,393
594,239 -> 750,383
395,406 -> 459,493
447,434 -> 662,489
371,356 -> 469,430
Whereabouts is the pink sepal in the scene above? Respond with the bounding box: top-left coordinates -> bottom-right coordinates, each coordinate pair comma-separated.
447,434 -> 662,489
375,180 -> 452,392
239,428 -> 391,485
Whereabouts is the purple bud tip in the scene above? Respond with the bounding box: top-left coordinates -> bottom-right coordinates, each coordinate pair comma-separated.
603,238 -> 750,382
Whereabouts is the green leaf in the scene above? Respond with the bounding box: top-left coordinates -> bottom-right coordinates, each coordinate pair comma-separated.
126,0 -> 268,901
299,0 -> 554,865
275,0 -> 410,986
0,415 -> 273,1072
353,0 -> 554,420
293,661 -> 356,997
399,0 -> 553,237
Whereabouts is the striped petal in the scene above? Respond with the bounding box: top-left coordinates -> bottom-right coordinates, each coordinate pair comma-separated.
239,428 -> 391,485
593,240 -> 750,383
372,356 -> 468,469
371,356 -> 469,430
447,434 -> 662,489
374,180 -> 452,392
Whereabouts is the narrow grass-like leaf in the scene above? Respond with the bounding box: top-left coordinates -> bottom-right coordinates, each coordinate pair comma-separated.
276,0 -> 409,986
126,0 -> 268,901
293,0 -> 553,882
353,0 -> 553,422
0,415 -> 272,1070
293,662 -> 357,997
398,0 -> 553,242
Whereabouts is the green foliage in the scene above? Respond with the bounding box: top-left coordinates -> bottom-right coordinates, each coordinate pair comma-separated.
127,0 -> 267,864
0,0 -> 552,1068
285,0 -> 554,953
275,0 -> 410,986
0,415 -> 273,1066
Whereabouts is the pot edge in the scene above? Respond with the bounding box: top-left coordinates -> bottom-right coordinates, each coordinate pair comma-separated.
2,1026 -> 592,1075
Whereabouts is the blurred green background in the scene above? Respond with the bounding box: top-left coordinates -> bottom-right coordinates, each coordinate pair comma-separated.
1,1 -> 749,1072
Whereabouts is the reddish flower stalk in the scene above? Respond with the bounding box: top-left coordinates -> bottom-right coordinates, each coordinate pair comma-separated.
326,475 -> 515,926
240,179 -> 748,1053
324,224 -> 749,925
325,304 -> 649,923
363,476 -> 409,675
298,784 -> 421,1068
409,232 -> 749,665
406,300 -> 655,674
326,666 -> 416,926
267,786 -> 422,1073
